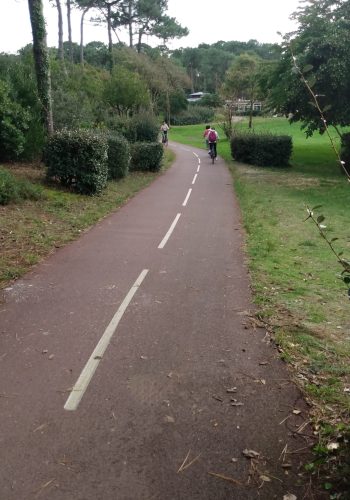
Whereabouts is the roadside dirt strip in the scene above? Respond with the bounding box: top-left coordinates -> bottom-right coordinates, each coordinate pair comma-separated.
0,143 -> 314,499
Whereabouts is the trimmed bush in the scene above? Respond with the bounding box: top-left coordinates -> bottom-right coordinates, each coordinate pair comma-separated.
130,142 -> 163,172
340,132 -> 350,175
44,129 -> 108,195
230,132 -> 293,167
107,133 -> 130,180
124,112 -> 159,143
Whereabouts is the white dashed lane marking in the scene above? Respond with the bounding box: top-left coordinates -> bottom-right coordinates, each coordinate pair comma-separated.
158,213 -> 182,249
64,269 -> 149,411
182,189 -> 192,207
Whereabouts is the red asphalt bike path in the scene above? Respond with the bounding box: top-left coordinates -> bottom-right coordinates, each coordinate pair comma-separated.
0,142 -> 313,499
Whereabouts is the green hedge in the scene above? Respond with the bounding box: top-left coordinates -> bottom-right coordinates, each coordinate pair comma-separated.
44,129 -> 108,195
130,142 -> 163,172
107,133 -> 130,180
230,133 -> 293,167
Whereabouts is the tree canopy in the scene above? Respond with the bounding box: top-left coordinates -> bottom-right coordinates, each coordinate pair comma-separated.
171,40 -> 281,94
262,0 -> 350,136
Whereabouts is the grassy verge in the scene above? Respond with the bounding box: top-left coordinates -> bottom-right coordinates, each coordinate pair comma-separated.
170,118 -> 350,496
0,148 -> 175,288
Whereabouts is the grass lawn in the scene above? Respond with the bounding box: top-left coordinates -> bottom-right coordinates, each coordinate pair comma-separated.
171,117 -> 350,493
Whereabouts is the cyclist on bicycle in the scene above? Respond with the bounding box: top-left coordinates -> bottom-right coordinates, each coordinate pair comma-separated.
203,124 -> 211,150
208,127 -> 219,159
160,121 -> 169,146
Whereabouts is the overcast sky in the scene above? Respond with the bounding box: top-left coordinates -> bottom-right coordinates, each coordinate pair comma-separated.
0,0 -> 301,54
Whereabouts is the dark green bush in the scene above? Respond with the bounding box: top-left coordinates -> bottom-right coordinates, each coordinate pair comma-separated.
340,132 -> 350,175
21,118 -> 46,161
0,55 -> 45,161
124,112 -> 159,143
230,132 -> 293,167
103,114 -> 131,136
171,105 -> 214,126
0,167 -> 44,205
130,142 -> 163,172
44,129 -> 108,195
0,80 -> 30,161
193,93 -> 224,108
107,133 -> 130,179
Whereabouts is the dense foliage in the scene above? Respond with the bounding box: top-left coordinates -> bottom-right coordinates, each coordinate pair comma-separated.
171,40 -> 281,94
44,129 -> 108,194
124,112 -> 160,143
230,133 -> 293,167
170,105 -> 214,126
0,80 -> 30,161
130,142 -> 163,172
262,0 -> 350,136
107,133 -> 130,179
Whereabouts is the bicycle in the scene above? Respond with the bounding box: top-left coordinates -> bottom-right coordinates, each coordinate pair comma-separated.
161,131 -> 168,146
209,143 -> 216,164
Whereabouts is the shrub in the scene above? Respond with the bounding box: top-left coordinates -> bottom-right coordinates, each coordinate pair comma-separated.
0,167 -> 44,205
124,112 -> 159,143
193,93 -> 224,108
51,61 -> 105,130
340,132 -> 350,175
130,142 -> 163,172
103,67 -> 150,116
0,167 -> 18,204
107,133 -> 130,179
230,132 -> 293,167
44,129 -> 108,195
0,80 -> 30,161
17,178 -> 44,201
21,118 -> 46,161
171,105 -> 214,126
103,114 -> 131,136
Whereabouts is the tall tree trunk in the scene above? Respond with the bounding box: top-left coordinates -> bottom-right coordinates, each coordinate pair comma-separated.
56,0 -> 64,60
107,3 -> 113,71
80,7 -> 89,65
66,0 -> 73,62
137,28 -> 143,53
248,99 -> 253,129
128,0 -> 133,48
165,89 -> 171,126
27,0 -> 54,135
189,63 -> 194,93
